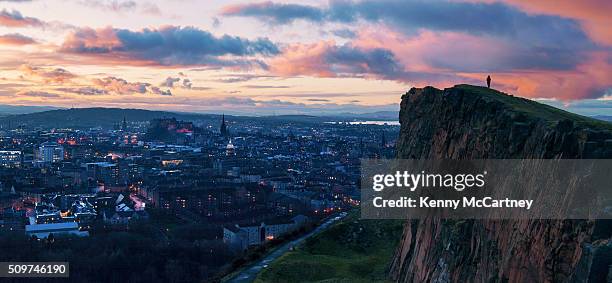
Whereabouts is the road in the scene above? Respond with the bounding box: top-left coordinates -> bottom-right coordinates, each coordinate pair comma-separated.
227,213 -> 346,283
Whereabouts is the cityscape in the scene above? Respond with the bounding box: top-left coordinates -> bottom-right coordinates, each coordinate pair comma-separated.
0,109 -> 398,281
0,0 -> 610,282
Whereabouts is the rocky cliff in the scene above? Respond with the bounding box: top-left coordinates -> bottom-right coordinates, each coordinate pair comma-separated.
390,85 -> 612,282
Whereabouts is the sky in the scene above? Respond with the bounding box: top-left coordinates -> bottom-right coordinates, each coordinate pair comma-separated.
0,0 -> 610,116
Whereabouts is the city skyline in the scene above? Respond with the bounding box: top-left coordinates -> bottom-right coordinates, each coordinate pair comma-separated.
0,0 -> 611,115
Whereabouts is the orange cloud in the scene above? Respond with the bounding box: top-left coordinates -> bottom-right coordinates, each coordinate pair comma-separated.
92,76 -> 172,96
19,64 -> 77,84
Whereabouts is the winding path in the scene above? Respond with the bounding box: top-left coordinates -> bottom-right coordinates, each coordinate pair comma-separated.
227,214 -> 346,283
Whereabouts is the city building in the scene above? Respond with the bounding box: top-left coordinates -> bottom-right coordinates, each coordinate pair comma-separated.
84,162 -> 123,190
25,222 -> 88,239
38,142 -> 64,164
0,150 -> 21,168
226,139 -> 236,156
223,215 -> 309,251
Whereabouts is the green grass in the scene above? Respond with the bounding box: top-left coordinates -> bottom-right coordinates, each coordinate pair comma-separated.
255,212 -> 403,283
454,84 -> 612,130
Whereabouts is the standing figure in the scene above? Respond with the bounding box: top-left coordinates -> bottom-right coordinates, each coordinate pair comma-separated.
486,75 -> 491,88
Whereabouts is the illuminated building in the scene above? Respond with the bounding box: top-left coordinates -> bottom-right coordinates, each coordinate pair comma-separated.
38,142 -> 64,164
0,150 -> 21,168
226,139 -> 236,156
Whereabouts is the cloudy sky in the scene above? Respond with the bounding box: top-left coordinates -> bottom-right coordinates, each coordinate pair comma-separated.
0,0 -> 610,115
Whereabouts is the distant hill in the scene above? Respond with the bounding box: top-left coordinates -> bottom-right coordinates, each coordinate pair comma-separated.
593,115 -> 612,122
0,108 -> 212,129
0,107 -> 391,129
0,105 -> 61,116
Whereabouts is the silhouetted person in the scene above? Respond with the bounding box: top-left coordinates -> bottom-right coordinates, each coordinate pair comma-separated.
486,75 -> 491,88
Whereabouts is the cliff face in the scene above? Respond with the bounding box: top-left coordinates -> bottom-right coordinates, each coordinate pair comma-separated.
390,85 -> 612,282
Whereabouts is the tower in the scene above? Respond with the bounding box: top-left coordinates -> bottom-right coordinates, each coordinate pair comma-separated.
220,114 -> 228,137
121,116 -> 127,131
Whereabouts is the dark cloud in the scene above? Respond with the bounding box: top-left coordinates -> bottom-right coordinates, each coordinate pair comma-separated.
540,98 -> 612,116
159,76 -> 209,90
224,0 -> 587,39
222,1 -> 324,24
325,44 -> 403,77
0,9 -> 43,27
160,76 -> 180,87
224,0 -> 595,71
271,41 -> 471,84
427,44 -> 585,72
331,29 -> 356,39
17,90 -> 60,98
273,42 -> 407,79
56,87 -> 108,95
60,26 -> 279,67
182,78 -> 192,89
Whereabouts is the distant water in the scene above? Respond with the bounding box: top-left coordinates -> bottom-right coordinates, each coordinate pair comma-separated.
326,121 -> 400,126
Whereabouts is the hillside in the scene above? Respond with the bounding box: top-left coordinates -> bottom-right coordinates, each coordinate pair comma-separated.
391,85 -> 612,282
256,212 -> 403,283
0,105 -> 60,116
0,108 -> 347,129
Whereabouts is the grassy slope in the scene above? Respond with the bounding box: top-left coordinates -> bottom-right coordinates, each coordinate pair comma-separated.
255,212 -> 403,283
454,84 -> 612,130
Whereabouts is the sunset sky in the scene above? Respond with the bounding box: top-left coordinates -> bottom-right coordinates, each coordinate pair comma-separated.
0,0 -> 610,115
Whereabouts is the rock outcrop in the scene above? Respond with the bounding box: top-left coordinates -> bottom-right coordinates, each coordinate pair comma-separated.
390,85 -> 612,282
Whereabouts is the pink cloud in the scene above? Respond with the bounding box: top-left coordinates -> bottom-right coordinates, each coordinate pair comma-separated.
269,41 -> 336,77
0,9 -> 42,27
61,27 -> 122,53
351,27 -> 611,100
0,33 -> 36,45
460,52 -> 612,100
496,0 -> 612,46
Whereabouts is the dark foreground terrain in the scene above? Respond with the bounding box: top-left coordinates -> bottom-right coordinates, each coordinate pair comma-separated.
391,85 -> 612,282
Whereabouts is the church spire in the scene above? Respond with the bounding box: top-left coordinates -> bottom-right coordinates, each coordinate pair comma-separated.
121,116 -> 127,131
220,114 -> 228,137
